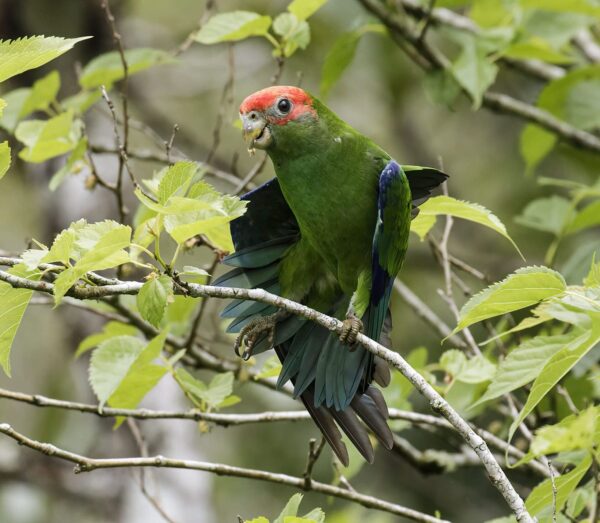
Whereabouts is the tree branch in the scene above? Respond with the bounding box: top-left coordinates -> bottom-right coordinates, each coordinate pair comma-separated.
0,423 -> 448,523
357,0 -> 600,155
0,266 -> 533,521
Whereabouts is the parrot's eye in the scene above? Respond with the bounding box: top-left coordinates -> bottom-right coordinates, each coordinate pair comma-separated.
277,98 -> 292,114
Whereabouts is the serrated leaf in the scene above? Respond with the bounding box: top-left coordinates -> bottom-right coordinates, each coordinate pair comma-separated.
137,275 -> 173,328
107,332 -> 168,413
409,195 -> 521,255
195,12 -> 272,44
508,322 -> 600,443
89,332 -> 167,411
0,36 -> 90,84
0,141 -> 10,180
75,321 -> 139,358
205,371 -> 235,408
288,0 -> 327,20
525,453 -> 592,517
52,221 -> 132,303
15,110 -> 81,163
583,257 -> 600,287
475,331 -> 581,406
454,267 -> 566,333
0,264 -> 41,376
175,369 -> 236,410
79,48 -> 173,89
157,161 -> 198,204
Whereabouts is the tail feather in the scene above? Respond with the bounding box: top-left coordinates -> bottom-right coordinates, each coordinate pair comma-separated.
330,407 -> 375,464
365,385 -> 389,419
298,388 -> 349,467
351,394 -> 393,450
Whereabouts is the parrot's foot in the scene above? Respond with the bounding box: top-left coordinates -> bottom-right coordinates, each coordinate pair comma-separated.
234,311 -> 287,361
339,314 -> 363,347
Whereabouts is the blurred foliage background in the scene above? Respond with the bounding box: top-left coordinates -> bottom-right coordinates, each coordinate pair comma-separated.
0,1 -> 599,522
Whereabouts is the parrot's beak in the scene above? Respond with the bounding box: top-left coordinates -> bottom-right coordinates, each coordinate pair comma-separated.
241,111 -> 272,154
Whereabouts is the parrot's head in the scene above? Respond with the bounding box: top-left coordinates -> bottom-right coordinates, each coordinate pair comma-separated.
239,86 -> 319,155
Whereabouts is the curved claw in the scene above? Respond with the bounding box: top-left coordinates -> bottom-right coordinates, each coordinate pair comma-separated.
234,314 -> 278,360
339,315 -> 363,347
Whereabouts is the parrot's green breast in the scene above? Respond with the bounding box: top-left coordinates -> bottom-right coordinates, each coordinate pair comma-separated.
267,100 -> 390,297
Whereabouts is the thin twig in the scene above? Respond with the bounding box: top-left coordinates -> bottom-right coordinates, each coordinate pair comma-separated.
0,386 -> 550,477
127,419 -> 178,523
0,266 -> 535,521
100,0 -> 130,223
303,437 -> 326,489
0,423 -> 448,523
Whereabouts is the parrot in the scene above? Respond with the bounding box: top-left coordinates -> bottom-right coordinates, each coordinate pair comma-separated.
214,86 -> 448,465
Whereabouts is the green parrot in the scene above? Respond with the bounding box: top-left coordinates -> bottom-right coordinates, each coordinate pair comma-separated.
214,86 -> 447,465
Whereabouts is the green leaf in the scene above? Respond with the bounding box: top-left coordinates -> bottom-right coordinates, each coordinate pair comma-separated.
79,48 -> 173,89
0,88 -> 31,132
583,257 -> 600,287
157,161 -> 198,204
520,124 -> 556,174
89,332 -> 168,411
410,195 -> 521,255
288,0 -> 327,20
274,494 -> 303,523
525,453 -> 592,517
107,332 -> 168,413
515,196 -> 572,235
15,110 -> 81,163
49,137 -> 88,191
0,98 -> 5,117
137,275 -> 173,328
20,70 -> 60,116
521,0 -> 600,16
567,200 -> 600,234
475,331 -> 582,406
75,321 -> 139,358
320,24 -> 384,101
449,32 -> 499,108
423,69 -> 462,108
194,12 -> 272,44
273,13 -> 310,57
62,88 -> 103,114
175,369 -> 236,410
526,406 -> 599,461
52,220 -> 132,303
0,36 -> 90,84
509,322 -> 600,443
455,267 -> 566,333
204,371 -> 235,408
0,264 -> 40,376
0,141 -> 10,180
502,37 -> 574,64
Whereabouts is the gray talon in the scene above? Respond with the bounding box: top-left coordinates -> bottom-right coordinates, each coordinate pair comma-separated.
339,315 -> 363,346
234,313 -> 280,359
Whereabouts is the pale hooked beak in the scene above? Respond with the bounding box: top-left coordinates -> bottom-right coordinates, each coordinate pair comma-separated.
241,111 -> 272,154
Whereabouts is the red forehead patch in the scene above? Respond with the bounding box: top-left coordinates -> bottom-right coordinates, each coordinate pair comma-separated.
240,86 -> 316,125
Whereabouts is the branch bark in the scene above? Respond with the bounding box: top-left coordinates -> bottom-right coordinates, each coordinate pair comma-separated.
0,423 -> 448,523
0,267 -> 533,521
357,0 -> 600,156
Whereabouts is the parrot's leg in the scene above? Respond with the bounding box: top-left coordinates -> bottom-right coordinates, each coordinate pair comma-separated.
339,313 -> 363,347
234,310 -> 290,360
